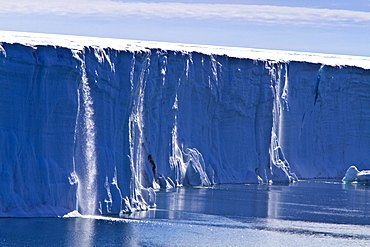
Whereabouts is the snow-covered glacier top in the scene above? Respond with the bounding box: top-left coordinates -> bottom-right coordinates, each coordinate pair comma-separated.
1,30 -> 369,69
0,30 -> 369,217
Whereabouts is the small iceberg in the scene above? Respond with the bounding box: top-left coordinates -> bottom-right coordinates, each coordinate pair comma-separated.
342,166 -> 370,184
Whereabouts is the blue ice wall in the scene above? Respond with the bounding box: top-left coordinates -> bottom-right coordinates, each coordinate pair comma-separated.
0,41 -> 369,216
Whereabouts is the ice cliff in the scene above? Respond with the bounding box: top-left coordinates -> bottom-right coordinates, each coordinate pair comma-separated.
0,31 -> 369,217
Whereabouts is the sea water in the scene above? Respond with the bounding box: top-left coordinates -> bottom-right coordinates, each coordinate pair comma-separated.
1,180 -> 370,246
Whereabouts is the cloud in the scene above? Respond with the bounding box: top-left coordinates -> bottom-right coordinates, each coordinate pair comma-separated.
1,0 -> 370,26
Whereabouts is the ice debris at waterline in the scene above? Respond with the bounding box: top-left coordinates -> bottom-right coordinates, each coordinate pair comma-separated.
0,31 -> 370,217
342,166 -> 370,183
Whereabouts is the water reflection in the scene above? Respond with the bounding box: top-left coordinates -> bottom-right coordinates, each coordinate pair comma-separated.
67,217 -> 95,247
124,184 -> 270,221
265,180 -> 370,225
1,181 -> 370,246
0,217 -> 138,247
117,181 -> 370,245
125,181 -> 370,226
68,217 -> 139,247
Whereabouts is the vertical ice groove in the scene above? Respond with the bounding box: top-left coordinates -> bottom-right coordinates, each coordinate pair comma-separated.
70,54 -> 82,212
102,176 -> 112,214
172,94 -> 178,110
170,116 -> 185,186
169,54 -> 191,187
277,64 -> 284,141
159,52 -> 167,85
128,51 -> 151,210
94,47 -> 115,72
170,52 -> 189,186
210,55 -> 219,85
314,65 -> 325,104
128,53 -> 137,204
169,57 -> 185,186
281,63 -> 289,111
185,53 -> 192,80
73,50 -> 98,215
0,44 -> 5,59
268,62 -> 297,182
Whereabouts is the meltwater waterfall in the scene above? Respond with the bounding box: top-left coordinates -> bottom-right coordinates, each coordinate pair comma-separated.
0,32 -> 369,217
73,51 -> 98,215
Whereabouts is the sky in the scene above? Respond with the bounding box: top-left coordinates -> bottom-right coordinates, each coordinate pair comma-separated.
0,0 -> 369,56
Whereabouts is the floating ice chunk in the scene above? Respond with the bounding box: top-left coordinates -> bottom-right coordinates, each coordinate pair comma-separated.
62,210 -> 82,218
342,166 -> 370,183
356,170 -> 370,183
342,166 -> 359,183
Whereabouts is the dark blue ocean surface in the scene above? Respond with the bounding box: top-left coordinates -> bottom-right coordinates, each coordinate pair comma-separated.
1,180 -> 370,246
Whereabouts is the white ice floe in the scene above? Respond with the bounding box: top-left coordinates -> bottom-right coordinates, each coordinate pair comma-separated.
342,166 -> 370,183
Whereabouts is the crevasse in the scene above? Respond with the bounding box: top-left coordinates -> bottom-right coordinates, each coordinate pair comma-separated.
0,39 -> 369,217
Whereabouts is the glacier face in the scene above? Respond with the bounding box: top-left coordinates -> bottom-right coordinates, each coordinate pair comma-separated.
0,32 -> 369,217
